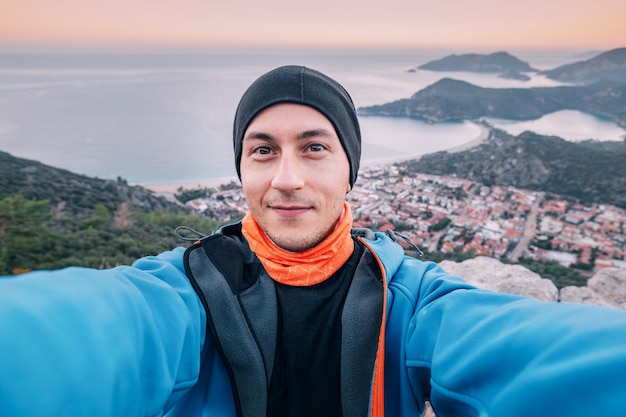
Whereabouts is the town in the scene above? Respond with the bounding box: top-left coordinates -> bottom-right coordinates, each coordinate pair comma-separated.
181,163 -> 626,272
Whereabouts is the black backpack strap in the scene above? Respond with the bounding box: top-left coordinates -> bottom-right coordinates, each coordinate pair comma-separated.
184,231 -> 277,417
340,246 -> 385,417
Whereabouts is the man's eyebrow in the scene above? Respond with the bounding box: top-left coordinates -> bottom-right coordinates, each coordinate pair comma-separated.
243,129 -> 335,141
243,131 -> 274,141
297,129 -> 335,140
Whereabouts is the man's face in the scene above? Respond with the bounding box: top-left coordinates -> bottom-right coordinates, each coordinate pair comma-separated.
240,103 -> 351,252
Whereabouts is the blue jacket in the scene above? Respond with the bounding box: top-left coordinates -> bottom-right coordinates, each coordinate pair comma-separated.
1,229 -> 625,416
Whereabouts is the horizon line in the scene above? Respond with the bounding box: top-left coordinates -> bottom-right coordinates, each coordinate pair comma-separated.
0,42 -> 621,55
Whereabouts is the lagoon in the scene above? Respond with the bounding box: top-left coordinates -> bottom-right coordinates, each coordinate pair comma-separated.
484,110 -> 626,142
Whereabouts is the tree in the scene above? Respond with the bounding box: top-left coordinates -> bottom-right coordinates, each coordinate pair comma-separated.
431,217 -> 452,232
0,195 -> 53,274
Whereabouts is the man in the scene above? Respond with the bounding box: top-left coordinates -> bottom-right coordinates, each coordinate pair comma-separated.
1,65 -> 625,417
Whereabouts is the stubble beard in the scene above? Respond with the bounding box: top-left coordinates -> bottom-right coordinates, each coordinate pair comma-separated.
265,220 -> 333,253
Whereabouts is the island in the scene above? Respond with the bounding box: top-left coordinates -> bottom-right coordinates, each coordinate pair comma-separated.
415,51 -> 537,73
539,47 -> 626,85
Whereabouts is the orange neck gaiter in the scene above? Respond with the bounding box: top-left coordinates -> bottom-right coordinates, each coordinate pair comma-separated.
241,202 -> 354,286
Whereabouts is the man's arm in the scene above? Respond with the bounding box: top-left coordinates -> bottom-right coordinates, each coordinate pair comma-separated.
0,247 -> 206,416
404,261 -> 626,416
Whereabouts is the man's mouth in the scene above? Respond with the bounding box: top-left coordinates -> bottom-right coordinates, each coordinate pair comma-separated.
270,205 -> 311,217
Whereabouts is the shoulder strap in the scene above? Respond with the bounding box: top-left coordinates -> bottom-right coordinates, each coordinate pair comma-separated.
184,230 -> 277,417
341,245 -> 385,417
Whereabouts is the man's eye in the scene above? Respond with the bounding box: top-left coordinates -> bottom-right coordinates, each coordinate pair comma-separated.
253,146 -> 273,155
308,144 -> 325,152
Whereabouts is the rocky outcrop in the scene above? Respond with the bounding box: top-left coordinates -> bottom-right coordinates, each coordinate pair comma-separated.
580,267 -> 626,309
559,285 -> 616,309
439,256 -> 626,310
440,257 -> 558,302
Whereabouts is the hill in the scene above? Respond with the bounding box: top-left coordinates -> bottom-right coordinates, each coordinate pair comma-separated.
0,151 -> 223,274
0,150 -> 184,216
398,129 -> 626,209
358,78 -> 626,128
416,51 -> 536,73
540,47 -> 626,85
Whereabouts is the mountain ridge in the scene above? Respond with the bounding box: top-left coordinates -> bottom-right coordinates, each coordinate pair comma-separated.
358,78 -> 626,128
540,47 -> 626,84
398,128 -> 626,209
0,150 -> 184,216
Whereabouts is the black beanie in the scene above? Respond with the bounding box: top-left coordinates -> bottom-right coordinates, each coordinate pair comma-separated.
233,65 -> 361,187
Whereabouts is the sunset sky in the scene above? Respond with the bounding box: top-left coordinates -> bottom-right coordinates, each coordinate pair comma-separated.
1,0 -> 625,51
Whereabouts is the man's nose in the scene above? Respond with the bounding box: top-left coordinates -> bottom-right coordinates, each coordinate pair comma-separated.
271,153 -> 305,191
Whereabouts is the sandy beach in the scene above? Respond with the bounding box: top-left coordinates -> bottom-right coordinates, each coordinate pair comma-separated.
142,123 -> 491,194
358,122 -> 491,168
142,176 -> 241,193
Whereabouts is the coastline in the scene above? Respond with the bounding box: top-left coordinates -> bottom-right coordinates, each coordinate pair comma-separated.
142,122 -> 491,193
142,176 -> 241,193
359,122 -> 491,169
445,123 -> 491,153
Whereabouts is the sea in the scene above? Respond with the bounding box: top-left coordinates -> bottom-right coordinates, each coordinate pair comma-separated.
1,48 -> 624,188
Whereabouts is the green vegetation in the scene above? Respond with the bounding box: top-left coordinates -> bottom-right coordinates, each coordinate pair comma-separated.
0,151 -> 223,275
0,194 -> 222,275
420,248 -> 476,264
516,257 -> 588,289
175,187 -> 213,202
410,249 -> 588,289
430,217 -> 452,232
400,130 -> 626,209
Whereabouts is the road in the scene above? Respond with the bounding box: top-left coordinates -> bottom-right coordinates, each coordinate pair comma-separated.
509,192 -> 544,262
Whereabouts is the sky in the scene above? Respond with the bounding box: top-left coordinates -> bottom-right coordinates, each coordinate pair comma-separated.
1,0 -> 625,52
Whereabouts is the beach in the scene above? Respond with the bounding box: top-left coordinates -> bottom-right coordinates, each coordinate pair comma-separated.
143,176 -> 241,193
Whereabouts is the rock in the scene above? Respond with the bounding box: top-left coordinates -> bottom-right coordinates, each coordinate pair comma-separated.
587,268 -> 626,309
439,257 -> 626,310
440,256 -> 558,302
559,285 -> 616,309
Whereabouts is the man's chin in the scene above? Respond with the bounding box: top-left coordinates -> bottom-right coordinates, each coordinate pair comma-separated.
268,233 -> 322,253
